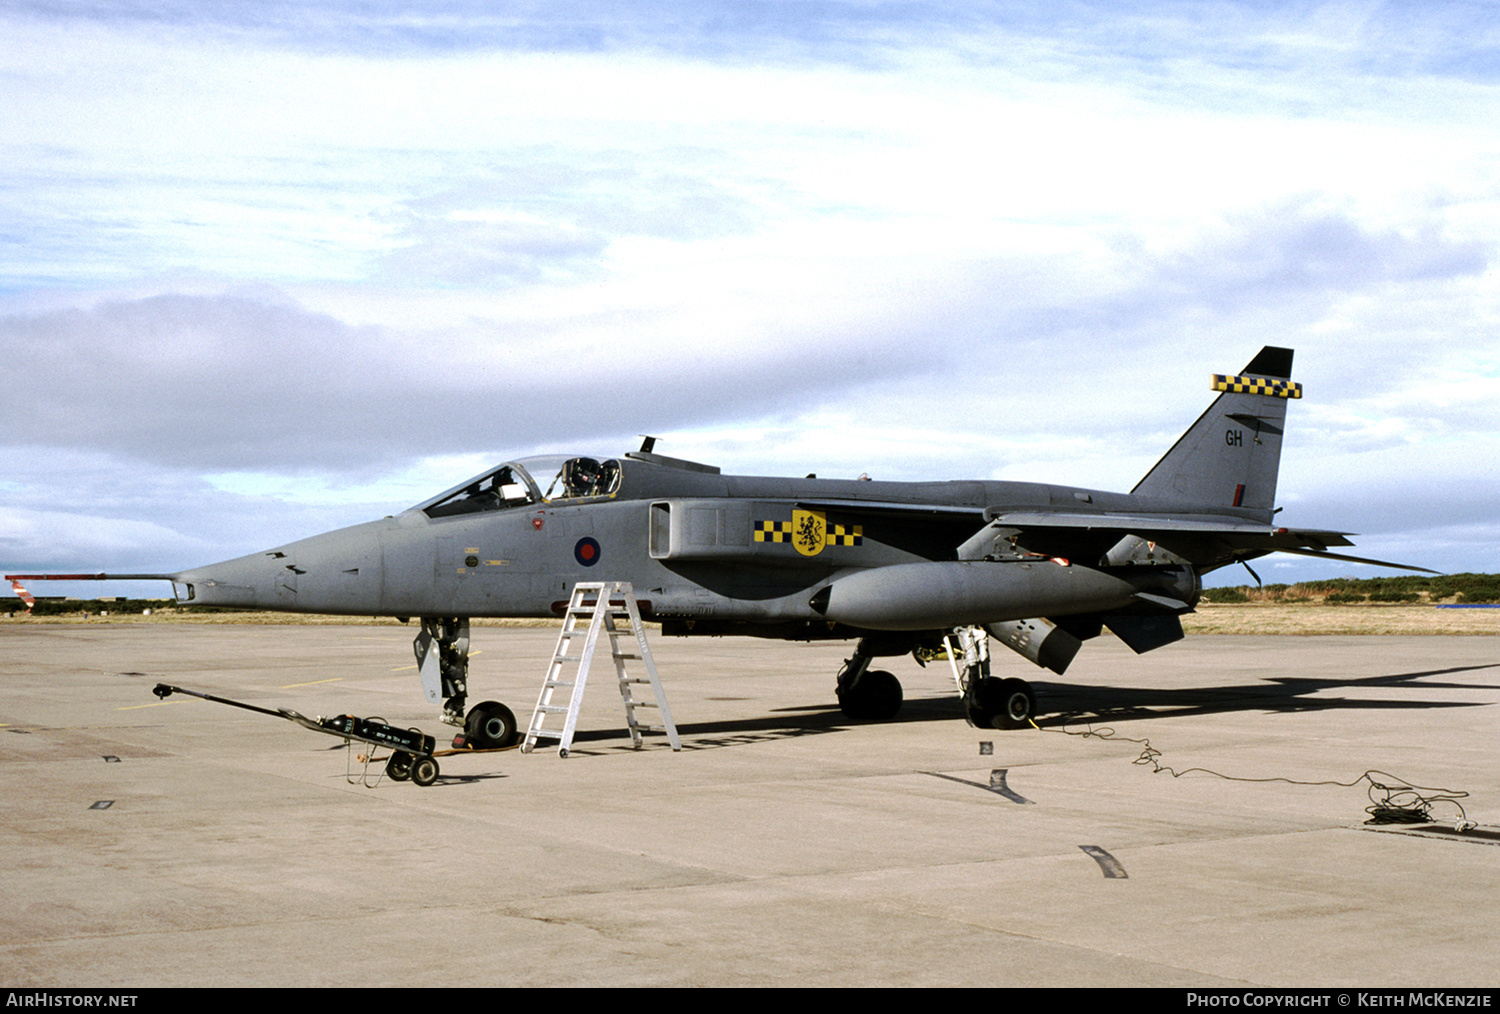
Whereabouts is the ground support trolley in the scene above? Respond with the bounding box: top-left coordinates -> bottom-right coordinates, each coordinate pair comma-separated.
151,682 -> 445,786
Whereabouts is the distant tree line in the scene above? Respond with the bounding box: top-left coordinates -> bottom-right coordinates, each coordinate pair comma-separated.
1202,573 -> 1500,605
13,597 -> 180,616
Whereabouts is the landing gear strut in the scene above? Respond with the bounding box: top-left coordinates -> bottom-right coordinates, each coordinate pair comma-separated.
948,626 -> 1037,729
835,638 -> 904,720
413,616 -> 472,727
411,617 -> 519,750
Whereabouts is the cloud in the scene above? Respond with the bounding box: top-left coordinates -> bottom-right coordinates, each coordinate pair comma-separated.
0,506 -> 211,568
1155,210 -> 1491,305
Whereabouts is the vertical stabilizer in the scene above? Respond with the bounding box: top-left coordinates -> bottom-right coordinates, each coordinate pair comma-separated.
1131,347 -> 1298,515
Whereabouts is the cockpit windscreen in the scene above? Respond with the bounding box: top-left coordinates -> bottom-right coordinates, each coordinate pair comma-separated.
415,456 -> 622,519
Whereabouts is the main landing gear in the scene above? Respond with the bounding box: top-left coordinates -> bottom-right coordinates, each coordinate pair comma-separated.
948,626 -> 1037,730
833,628 -> 1040,729
412,616 -> 519,750
835,638 -> 905,721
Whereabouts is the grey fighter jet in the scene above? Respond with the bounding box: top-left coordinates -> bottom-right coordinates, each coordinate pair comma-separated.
8,347 -> 1424,742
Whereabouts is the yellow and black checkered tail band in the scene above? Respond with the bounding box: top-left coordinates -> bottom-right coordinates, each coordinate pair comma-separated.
1213,374 -> 1302,399
754,520 -> 793,543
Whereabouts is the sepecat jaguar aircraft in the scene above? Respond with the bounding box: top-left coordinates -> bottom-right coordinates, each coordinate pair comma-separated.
8,347 -> 1426,743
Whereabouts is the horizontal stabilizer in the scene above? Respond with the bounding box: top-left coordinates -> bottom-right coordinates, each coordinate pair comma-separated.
1270,548 -> 1439,574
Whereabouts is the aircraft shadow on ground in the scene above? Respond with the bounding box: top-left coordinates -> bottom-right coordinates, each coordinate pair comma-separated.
1032,662 -> 1500,728
560,662 -> 1500,750
559,705 -> 872,752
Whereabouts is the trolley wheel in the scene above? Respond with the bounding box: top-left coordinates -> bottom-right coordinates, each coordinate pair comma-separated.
410,755 -> 440,786
385,752 -> 413,781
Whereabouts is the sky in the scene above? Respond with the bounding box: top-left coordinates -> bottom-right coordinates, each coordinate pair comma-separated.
3,0 -> 1498,601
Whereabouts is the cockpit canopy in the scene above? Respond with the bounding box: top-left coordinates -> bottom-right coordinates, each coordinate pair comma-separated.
415,455 -> 622,519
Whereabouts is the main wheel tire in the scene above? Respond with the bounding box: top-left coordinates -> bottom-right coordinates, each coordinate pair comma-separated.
996,677 -> 1036,729
410,755 -> 440,787
968,676 -> 1036,730
969,676 -> 1036,730
385,752 -> 413,781
465,700 -> 518,749
837,669 -> 904,721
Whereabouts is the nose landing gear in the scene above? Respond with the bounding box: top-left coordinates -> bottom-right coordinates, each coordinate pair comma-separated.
461,700 -> 519,750
413,616 -> 472,727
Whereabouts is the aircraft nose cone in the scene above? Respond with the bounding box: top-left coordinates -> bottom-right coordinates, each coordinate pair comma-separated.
175,551 -> 284,608
175,519 -> 391,613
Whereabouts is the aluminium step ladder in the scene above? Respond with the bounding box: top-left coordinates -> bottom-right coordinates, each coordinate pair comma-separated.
521,581 -> 681,758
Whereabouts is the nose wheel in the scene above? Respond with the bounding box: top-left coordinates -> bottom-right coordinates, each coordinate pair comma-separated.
463,700 -> 519,750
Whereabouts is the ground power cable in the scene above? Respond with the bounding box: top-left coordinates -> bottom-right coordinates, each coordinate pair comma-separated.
1029,716 -> 1475,830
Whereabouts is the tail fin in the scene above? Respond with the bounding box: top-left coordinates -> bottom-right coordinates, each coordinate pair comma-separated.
1131,346 -> 1298,515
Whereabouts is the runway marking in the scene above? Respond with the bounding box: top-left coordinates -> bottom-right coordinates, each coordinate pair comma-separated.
922,768 -> 1034,804
281,678 -> 343,688
1078,845 -> 1128,878
117,698 -> 199,710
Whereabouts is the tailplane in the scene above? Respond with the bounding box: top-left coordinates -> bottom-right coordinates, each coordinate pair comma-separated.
1131,346 -> 1298,515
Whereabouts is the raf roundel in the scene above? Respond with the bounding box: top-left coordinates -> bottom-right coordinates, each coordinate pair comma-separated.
574,537 -> 601,567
